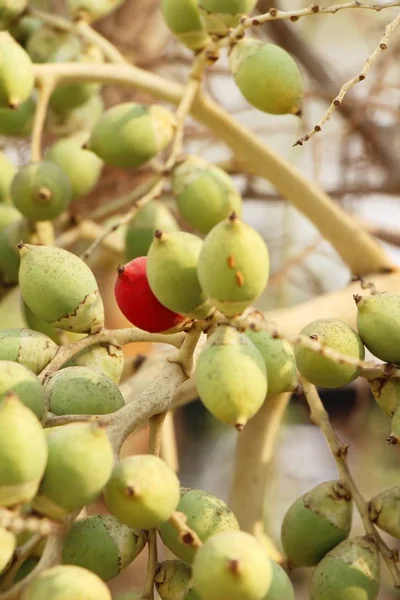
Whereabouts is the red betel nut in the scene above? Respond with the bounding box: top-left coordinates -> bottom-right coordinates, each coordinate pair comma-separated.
114,257 -> 185,333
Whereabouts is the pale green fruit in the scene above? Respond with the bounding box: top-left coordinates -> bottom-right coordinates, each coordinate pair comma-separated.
18,244 -> 104,334
370,378 -> 400,418
104,455 -> 180,530
162,0 -> 210,51
356,293 -> 400,364
264,561 -> 294,600
21,565 -> 112,600
172,156 -> 242,234
155,560 -> 193,600
10,16 -> 42,46
0,152 -> 16,203
46,93 -> 104,136
22,301 -> 62,345
310,536 -> 380,600
295,318 -> 365,389
88,103 -> 176,169
14,556 -> 39,582
26,26 -> 81,64
68,0 -> 124,22
125,201 -> 179,261
147,230 -> 212,318
197,214 -> 270,317
0,527 -> 16,574
0,33 -> 34,108
33,423 -> 114,520
63,515 -> 145,581
0,393 -> 47,507
0,96 -> 35,137
0,329 -> 58,374
246,329 -> 298,395
229,39 -> 303,115
0,361 -> 45,417
0,204 -> 20,230
369,486 -> 400,538
195,325 -> 267,429
192,530 -> 272,600
0,218 -> 29,284
159,488 -> 239,564
185,590 -> 201,600
46,135 -> 103,199
281,481 -> 353,568
63,343 -> 124,384
199,0 -> 257,33
0,0 -> 27,29
45,366 -> 124,416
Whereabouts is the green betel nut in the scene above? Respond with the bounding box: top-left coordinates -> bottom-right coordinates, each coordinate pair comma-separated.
22,301 -> 62,345
195,326 -> 267,429
45,366 -> 124,416
199,0 -> 257,34
159,488 -> 239,564
0,361 -> 45,418
26,26 -> 81,64
309,536 -> 380,600
281,480 -> 353,568
21,565 -> 112,600
370,378 -> 400,418
0,329 -> 58,375
67,0 -> 124,22
192,530 -> 272,600
0,97 -> 35,137
229,39 -> 303,115
88,103 -> 176,169
18,244 -> 105,334
0,218 -> 29,284
356,293 -> 400,364
63,343 -> 124,384
0,0 -> 27,29
46,93 -> 104,137
369,486 -> 400,538
295,318 -> 365,389
172,156 -> 243,234
0,151 -> 16,203
0,527 -> 16,574
0,393 -> 47,507
162,0 -> 210,50
197,214 -> 270,317
155,560 -> 192,600
0,205 -> 21,231
104,454 -> 180,530
32,422 -> 114,520
125,200 -> 179,261
264,560 -> 294,600
0,33 -> 34,109
63,515 -> 145,581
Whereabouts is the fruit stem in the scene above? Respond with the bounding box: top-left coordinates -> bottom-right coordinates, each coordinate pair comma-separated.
31,75 -> 55,163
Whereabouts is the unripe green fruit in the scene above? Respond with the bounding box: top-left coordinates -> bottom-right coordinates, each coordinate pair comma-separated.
0,96 -> 35,137
0,0 -> 27,30
21,565 -> 112,600
162,0 -> 210,51
172,156 -> 242,234
45,366 -> 124,416
33,422 -> 114,520
264,561 -> 294,600
46,93 -> 104,137
229,39 -> 303,115
10,16 -> 42,46
0,33 -> 34,109
63,343 -> 124,384
281,480 -> 353,568
197,214 -> 270,317
155,560 -> 192,600
68,0 -> 124,22
0,361 -> 45,418
199,0 -> 257,33
0,204 -> 20,230
125,201 -> 179,261
185,590 -> 201,600
368,486 -> 400,538
0,329 -> 58,375
104,454 -> 180,530
246,329 -> 298,395
0,527 -> 16,574
309,536 -> 380,600
356,293 -> 400,363
195,325 -> 267,429
14,556 -> 39,582
26,26 -> 81,64
295,318 -> 365,389
22,301 -> 62,345
18,244 -> 105,334
192,530 -> 272,600
370,378 -> 400,417
0,218 -> 29,284
159,488 -> 239,564
88,103 -> 176,169
0,393 -> 47,507
62,515 -> 145,581
147,231 -> 212,318
0,151 -> 16,203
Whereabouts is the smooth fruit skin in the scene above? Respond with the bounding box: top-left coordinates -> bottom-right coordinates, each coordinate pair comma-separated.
0,218 -> 30,284
155,560 -> 192,600
159,488 -> 239,564
115,257 -> 185,333
21,565 -> 112,600
63,515 -> 145,581
0,361 -> 45,418
125,201 -> 179,261
356,293 -> 400,364
192,530 -> 272,600
22,301 -> 62,345
281,480 -> 352,568
88,103 -> 176,169
18,244 -> 105,334
104,455 -> 180,530
309,536 -> 380,600
0,33 -> 34,108
370,378 -> 400,418
172,156 -> 243,234
0,527 -> 16,574
0,151 -> 16,203
0,96 -> 35,137
162,0 -> 210,50
197,215 -> 270,317
0,394 -> 47,507
295,318 -> 365,389
0,204 -> 21,230
64,343 -> 124,384
199,0 -> 257,33
369,486 -> 400,538
0,329 -> 58,375
68,0 -> 124,21
264,561 -> 294,600
229,39 -> 303,115
0,0 -> 27,29
46,93 -> 104,137
195,325 -> 267,429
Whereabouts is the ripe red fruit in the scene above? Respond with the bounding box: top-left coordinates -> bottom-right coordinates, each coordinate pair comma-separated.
114,257 -> 185,333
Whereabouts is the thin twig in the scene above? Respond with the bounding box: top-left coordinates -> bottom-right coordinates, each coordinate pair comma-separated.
31,76 -> 55,163
161,411 -> 180,472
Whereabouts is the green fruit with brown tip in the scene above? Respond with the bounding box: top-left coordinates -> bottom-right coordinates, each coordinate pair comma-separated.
125,201 -> 179,261
62,515 -> 145,581
356,293 -> 400,364
195,325 -> 267,429
0,0 -> 27,30
0,217 -> 29,283
46,93 -> 104,136
199,0 -> 257,33
159,488 -> 239,564
0,152 -> 16,203
21,565 -> 112,600
264,561 -> 294,600
295,318 -> 365,389
0,329 -> 58,375
0,204 -> 20,230
229,39 -> 303,115
67,0 -> 124,22
368,485 -> 400,538
281,480 -> 353,568
0,527 -> 16,574
104,454 -> 180,530
155,560 -> 192,600
0,96 -> 35,137
197,214 -> 269,316
0,361 -> 45,417
147,230 -> 212,318
88,102 -> 176,169
370,378 -> 400,417
192,530 -> 272,600
172,156 -> 242,234
162,0 -> 210,51
32,422 -> 114,520
310,536 -> 380,600
18,244 -> 104,334
0,393 -> 47,507
63,343 -> 124,384
0,33 -> 34,108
